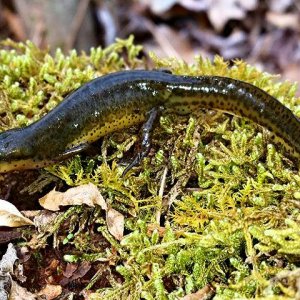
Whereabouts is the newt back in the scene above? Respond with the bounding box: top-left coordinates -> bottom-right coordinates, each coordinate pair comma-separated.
0,70 -> 299,172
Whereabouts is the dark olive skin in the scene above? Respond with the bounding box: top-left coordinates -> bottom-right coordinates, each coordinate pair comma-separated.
0,70 -> 299,172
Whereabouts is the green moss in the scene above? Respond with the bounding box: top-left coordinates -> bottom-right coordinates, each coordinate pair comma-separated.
0,36 -> 142,127
1,37 -> 300,299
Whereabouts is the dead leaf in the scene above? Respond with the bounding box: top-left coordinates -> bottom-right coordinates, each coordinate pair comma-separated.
178,0 -> 209,11
39,183 -> 107,211
269,0 -> 293,12
181,284 -> 215,300
106,208 -> 124,241
45,259 -> 60,281
33,211 -> 59,233
145,0 -> 177,14
9,280 -> 37,300
63,263 -> 78,278
237,0 -> 257,10
0,244 -> 19,300
208,0 -> 257,31
18,247 -> 31,263
2,7 -> 26,40
0,243 -> 18,274
60,261 -> 91,286
0,284 -> 9,300
146,0 -> 210,14
0,200 -> 34,227
37,284 -> 62,300
147,223 -> 167,237
144,22 -> 197,63
266,12 -> 299,29
70,261 -> 91,280
283,63 -> 300,91
190,28 -> 248,59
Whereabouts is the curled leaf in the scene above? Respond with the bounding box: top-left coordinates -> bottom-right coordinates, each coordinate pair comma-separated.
106,208 -> 124,241
10,280 -> 37,300
37,284 -> 62,300
0,200 -> 34,227
39,183 -> 107,211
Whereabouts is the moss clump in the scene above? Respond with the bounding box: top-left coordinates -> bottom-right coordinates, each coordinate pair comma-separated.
1,37 -> 300,299
0,36 -> 142,128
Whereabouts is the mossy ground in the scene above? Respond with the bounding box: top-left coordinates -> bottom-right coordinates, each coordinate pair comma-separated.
0,37 -> 300,299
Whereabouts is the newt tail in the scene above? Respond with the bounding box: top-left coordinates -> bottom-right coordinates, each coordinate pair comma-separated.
0,70 -> 299,173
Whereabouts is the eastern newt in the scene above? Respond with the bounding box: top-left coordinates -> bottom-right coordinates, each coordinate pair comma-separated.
0,70 -> 299,173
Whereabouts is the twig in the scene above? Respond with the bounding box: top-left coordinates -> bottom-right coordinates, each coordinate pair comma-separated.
144,19 -> 181,58
65,0 -> 91,51
157,166 -> 168,223
2,7 -> 26,40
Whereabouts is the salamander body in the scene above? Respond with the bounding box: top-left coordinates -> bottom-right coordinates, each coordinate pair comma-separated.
0,70 -> 299,172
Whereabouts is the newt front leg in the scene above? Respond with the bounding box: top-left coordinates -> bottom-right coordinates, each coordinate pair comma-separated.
122,107 -> 162,176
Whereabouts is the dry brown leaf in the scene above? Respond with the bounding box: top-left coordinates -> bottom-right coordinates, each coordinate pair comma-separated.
9,280 -> 37,300
144,23 -> 197,63
63,263 -> 78,278
60,261 -> 91,286
0,200 -> 34,227
2,7 -> 26,40
39,183 -> 107,211
37,284 -> 62,300
69,261 -> 91,281
33,211 -> 59,233
266,12 -> 299,29
208,0 -> 257,31
181,284 -> 215,300
106,208 -> 124,241
283,63 -> 300,90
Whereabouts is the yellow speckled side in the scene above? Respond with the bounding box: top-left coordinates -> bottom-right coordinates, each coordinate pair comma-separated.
66,113 -> 146,149
0,158 -> 53,173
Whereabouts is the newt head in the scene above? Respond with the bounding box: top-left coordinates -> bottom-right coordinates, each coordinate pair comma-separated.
0,128 -> 37,173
